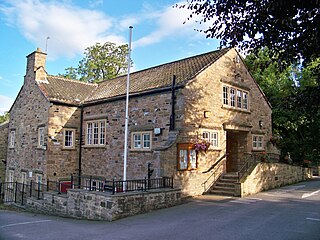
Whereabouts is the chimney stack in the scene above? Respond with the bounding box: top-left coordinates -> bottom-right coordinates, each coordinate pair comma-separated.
25,48 -> 47,83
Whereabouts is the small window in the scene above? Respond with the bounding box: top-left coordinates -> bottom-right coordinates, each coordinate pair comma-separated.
8,170 -> 14,189
202,130 -> 219,148
63,129 -> 75,148
38,127 -> 45,147
21,172 -> 27,184
35,174 -> 43,190
252,135 -> 264,150
178,143 -> 197,171
85,120 -> 106,146
131,131 -> 152,150
9,130 -> 15,148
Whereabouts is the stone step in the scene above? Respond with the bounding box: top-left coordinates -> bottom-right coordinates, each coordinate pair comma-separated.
215,182 -> 235,188
209,189 -> 235,196
213,185 -> 234,191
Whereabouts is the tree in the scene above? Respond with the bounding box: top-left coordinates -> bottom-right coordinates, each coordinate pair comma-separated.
60,42 -> 130,83
177,0 -> 320,64
245,48 -> 320,164
0,112 -> 9,124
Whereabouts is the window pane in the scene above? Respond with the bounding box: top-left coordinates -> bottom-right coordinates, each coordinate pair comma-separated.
64,130 -> 73,147
230,88 -> 235,107
179,150 -> 188,170
243,91 -> 248,109
87,123 -> 92,145
211,132 -> 218,147
237,90 -> 242,108
100,121 -> 105,145
143,133 -> 151,148
134,134 -> 141,148
39,128 -> 44,146
203,131 -> 209,141
93,122 -> 99,144
223,86 -> 229,105
189,150 -> 197,169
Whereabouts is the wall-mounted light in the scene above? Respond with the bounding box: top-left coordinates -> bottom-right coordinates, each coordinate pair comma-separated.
204,111 -> 211,119
259,120 -> 263,128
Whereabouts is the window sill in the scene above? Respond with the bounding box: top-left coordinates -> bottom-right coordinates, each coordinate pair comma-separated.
221,105 -> 250,114
62,147 -> 76,150
83,145 -> 106,148
130,148 -> 152,152
252,149 -> 265,152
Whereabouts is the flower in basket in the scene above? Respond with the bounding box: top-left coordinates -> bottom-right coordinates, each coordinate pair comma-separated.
194,140 -> 210,153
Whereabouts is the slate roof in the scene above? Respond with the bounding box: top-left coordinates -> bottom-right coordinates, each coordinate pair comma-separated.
37,76 -> 97,105
86,48 -> 230,102
37,48 -> 230,105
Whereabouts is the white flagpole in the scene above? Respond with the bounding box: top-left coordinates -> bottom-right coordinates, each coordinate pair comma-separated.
123,26 -> 133,190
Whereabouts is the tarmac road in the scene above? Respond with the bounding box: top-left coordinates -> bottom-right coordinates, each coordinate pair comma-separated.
1,178 -> 320,240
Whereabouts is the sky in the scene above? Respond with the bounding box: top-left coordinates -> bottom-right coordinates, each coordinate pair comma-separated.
0,0 -> 220,114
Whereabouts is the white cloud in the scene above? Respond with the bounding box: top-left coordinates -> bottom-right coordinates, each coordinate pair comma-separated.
133,3 -> 209,48
1,0 -> 124,59
0,95 -> 14,114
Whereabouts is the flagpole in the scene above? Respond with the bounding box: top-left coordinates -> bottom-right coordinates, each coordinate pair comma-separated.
123,26 -> 133,190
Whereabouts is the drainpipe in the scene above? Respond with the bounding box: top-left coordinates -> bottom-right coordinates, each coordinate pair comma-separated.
78,105 -> 84,186
170,75 -> 176,131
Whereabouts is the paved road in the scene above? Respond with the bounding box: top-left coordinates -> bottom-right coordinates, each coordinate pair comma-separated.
1,178 -> 320,240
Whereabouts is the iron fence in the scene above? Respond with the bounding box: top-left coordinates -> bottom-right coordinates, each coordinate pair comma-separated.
0,176 -> 174,205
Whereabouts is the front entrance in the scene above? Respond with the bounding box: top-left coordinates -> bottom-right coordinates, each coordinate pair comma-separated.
226,131 -> 248,172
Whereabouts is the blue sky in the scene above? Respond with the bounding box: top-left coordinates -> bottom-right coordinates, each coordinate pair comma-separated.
0,0 -> 220,114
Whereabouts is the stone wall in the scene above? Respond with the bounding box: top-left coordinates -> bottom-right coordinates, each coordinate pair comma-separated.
0,121 -> 8,182
81,91 -> 175,180
26,189 -> 182,221
6,78 -> 50,182
46,105 -> 81,181
238,163 -> 311,197
160,48 -> 273,196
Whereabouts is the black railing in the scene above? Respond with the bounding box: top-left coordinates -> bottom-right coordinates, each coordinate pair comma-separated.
202,154 -> 227,192
237,153 -> 259,181
0,176 -> 174,205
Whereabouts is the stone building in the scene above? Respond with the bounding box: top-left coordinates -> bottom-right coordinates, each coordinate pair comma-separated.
5,47 -> 278,196
0,121 -> 9,182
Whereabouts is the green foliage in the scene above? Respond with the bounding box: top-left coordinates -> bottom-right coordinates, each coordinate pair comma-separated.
245,48 -> 320,164
0,112 -> 9,124
177,0 -> 319,65
60,42 -> 130,83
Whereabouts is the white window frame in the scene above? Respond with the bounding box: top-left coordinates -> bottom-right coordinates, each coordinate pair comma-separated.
63,129 -> 75,149
243,91 -> 249,110
9,130 -> 15,148
223,86 -> 229,105
8,170 -> 14,189
222,85 -> 249,111
131,131 -> 152,150
85,120 -> 106,146
202,130 -> 219,148
252,135 -> 264,150
38,127 -> 45,148
35,174 -> 43,190
21,172 -> 27,184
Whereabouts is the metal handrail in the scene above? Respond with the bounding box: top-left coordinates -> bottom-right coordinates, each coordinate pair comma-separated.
237,153 -> 259,182
202,153 -> 227,192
